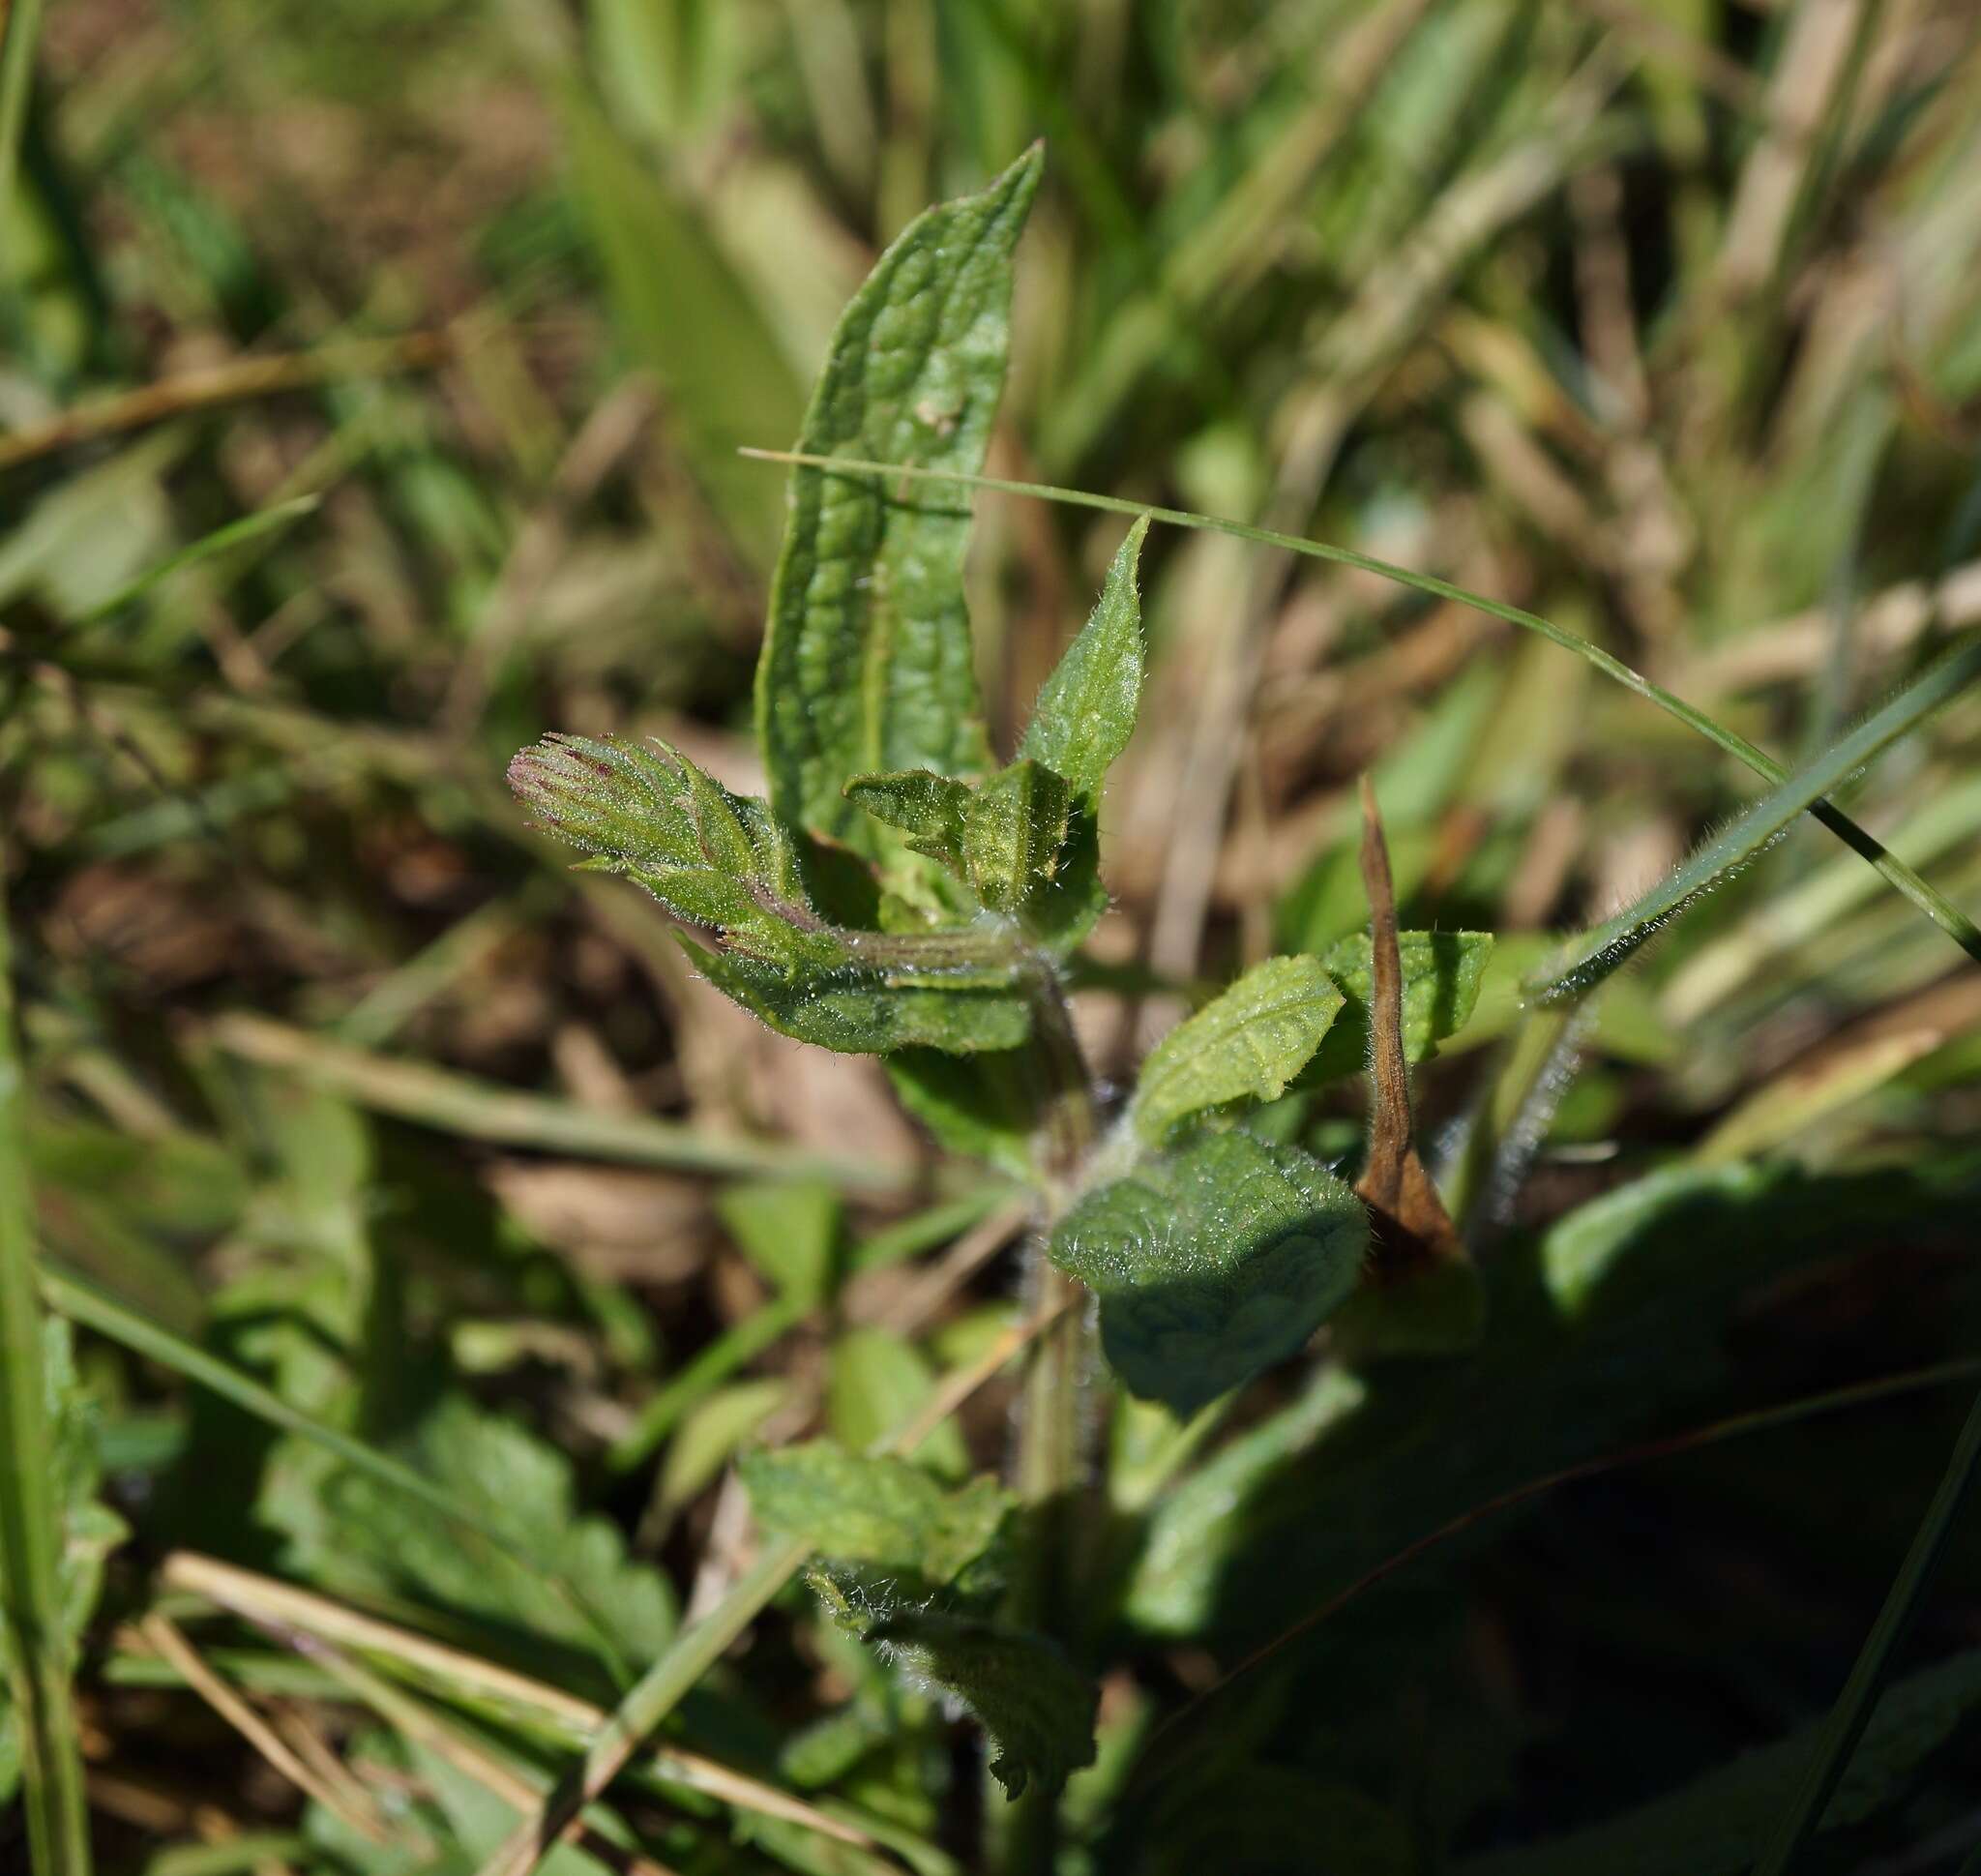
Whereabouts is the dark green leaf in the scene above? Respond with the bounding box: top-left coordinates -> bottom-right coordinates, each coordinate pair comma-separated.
755,145 -> 1043,878
1298,931 -> 1494,1087
1461,1646 -> 1981,1876
807,1575 -> 1097,1801
1050,1131 -> 1368,1415
887,1047 -> 1041,1176
1019,515 -> 1149,804
1134,955 -> 1346,1145
687,937 -> 1031,1057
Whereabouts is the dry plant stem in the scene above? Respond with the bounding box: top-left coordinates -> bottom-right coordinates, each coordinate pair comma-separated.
137,1614 -> 394,1846
0,331 -> 454,474
1352,778 -> 1464,1268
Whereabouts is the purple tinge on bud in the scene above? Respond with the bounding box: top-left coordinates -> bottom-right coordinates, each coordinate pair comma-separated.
507,732 -> 695,867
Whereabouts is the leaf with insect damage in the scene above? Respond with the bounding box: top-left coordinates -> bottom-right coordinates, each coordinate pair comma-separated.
1133,954 -> 1346,1146
1050,1130 -> 1367,1417
755,146 -> 1044,893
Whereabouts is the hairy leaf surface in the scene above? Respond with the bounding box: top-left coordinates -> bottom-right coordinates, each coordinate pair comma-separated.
1134,954 -> 1346,1145
1050,1131 -> 1368,1415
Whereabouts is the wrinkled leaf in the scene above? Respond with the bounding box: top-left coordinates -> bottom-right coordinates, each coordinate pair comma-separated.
319,1395 -> 676,1681
1134,954 -> 1346,1145
740,1441 -> 1013,1602
1298,930 -> 1494,1087
755,145 -> 1043,878
1019,516 -> 1149,804
809,1575 -> 1097,1801
843,768 -> 974,874
1050,1131 -> 1368,1415
688,937 -> 1031,1057
961,759 -> 1074,916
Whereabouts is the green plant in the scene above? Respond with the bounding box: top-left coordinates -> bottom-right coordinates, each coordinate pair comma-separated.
508,147 -> 1981,1871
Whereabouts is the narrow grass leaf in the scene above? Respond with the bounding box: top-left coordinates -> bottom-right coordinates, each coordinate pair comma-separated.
1018,516 -> 1149,803
739,450 -> 1981,967
1528,639 -> 1981,1001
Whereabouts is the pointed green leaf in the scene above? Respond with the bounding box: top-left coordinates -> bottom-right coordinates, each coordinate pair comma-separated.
1050,1131 -> 1368,1416
755,145 -> 1044,874
1525,636 -> 1981,1002
740,1442 -> 1013,1601
1133,955 -> 1346,1145
1297,930 -> 1495,1087
1019,515 -> 1149,803
715,1179 -> 840,1305
843,768 -> 973,874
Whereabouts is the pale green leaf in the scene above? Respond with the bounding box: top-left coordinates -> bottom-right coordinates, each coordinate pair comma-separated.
739,1441 -> 1012,1601
1298,930 -> 1494,1087
755,145 -> 1043,874
1018,515 -> 1149,803
715,1179 -> 840,1304
1050,1131 -> 1368,1415
655,1380 -> 789,1526
317,1395 -> 676,1677
826,1325 -> 969,1476
1133,954 -> 1346,1145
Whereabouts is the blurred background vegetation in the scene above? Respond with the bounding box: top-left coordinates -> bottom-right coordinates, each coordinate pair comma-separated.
5,0 -> 1981,1869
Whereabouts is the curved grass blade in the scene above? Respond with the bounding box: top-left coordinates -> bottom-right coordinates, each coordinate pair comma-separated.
0,895 -> 93,1870
72,496 -> 321,627
1527,638 -> 1981,1001
1753,1377 -> 1981,1876
0,0 -> 43,205
738,448 -> 1981,968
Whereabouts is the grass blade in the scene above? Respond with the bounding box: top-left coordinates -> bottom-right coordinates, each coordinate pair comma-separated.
72,496 -> 322,628
0,889 -> 94,1873
1527,639 -> 1981,1000
738,448 -> 1981,968
1753,1379 -> 1981,1875
204,1012 -> 911,1188
0,0 -> 43,207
